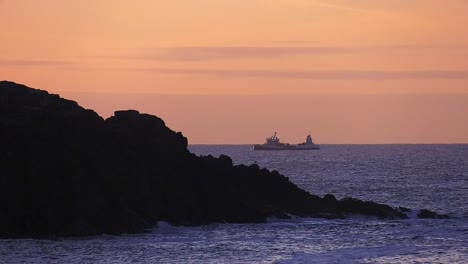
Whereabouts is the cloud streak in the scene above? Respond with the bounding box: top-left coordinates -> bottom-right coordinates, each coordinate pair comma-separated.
150,46 -> 361,60
0,59 -> 71,67
87,46 -> 362,61
140,68 -> 468,80
87,44 -> 467,61
310,0 -> 373,14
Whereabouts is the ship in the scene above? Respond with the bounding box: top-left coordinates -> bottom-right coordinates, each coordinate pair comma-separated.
253,132 -> 320,150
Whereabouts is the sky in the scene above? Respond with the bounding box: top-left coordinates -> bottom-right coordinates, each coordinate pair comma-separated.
1,0 -> 468,143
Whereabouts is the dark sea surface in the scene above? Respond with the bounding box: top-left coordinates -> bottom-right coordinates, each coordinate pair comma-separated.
1,145 -> 467,263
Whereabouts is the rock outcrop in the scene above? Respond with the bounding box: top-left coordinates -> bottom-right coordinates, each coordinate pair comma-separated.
0,81 -> 446,238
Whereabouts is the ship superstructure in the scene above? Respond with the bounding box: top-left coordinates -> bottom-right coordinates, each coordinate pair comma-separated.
253,132 -> 320,150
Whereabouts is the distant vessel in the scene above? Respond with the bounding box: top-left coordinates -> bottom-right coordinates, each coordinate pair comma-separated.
253,132 -> 320,150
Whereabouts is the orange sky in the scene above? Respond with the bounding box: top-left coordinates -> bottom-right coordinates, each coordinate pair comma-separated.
1,0 -> 468,143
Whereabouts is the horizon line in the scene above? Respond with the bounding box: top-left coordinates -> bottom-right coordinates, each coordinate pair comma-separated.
189,143 -> 468,146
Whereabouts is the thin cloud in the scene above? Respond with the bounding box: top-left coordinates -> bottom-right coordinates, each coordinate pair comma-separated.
155,45 -> 468,60
0,59 -> 71,67
85,44 -> 468,62
309,0 -> 406,19
152,46 -> 362,60
310,0 -> 372,14
85,46 -> 363,61
139,68 -> 468,80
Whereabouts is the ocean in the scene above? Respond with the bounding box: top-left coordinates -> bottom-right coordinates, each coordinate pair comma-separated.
1,145 -> 467,263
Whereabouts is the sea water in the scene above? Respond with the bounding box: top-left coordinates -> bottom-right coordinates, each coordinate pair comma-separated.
1,145 -> 467,263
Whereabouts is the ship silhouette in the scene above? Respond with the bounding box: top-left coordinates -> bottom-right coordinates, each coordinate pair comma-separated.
253,132 -> 320,150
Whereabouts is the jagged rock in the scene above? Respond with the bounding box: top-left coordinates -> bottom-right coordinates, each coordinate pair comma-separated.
0,81 -> 445,238
417,209 -> 449,219
398,206 -> 412,213
338,197 -> 408,219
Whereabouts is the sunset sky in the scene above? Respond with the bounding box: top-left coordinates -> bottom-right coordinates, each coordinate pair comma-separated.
1,0 -> 468,143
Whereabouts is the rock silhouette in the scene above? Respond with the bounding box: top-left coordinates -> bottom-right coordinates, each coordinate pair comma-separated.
0,81 -> 447,238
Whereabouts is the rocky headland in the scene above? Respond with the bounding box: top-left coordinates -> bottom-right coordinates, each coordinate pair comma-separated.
0,81 -> 447,238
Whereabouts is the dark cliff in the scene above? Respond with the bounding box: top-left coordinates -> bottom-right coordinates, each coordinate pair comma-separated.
0,81 -> 446,238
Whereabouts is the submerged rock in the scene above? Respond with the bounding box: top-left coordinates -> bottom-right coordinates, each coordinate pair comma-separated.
0,81 -> 446,238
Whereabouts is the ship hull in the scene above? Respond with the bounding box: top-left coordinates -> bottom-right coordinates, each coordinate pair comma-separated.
253,144 -> 320,150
